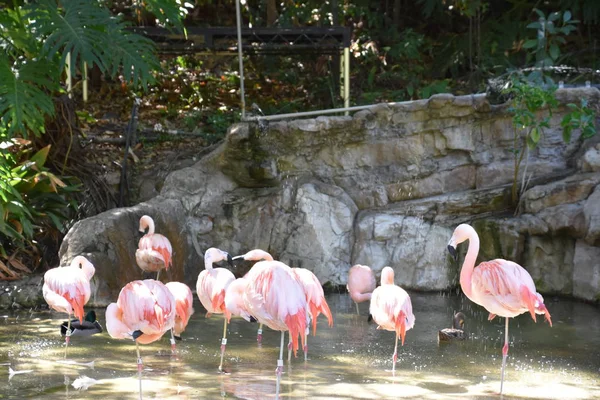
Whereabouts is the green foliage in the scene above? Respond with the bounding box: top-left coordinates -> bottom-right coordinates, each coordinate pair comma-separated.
0,57 -> 59,137
0,139 -> 80,262
523,9 -> 579,80
561,99 -> 597,142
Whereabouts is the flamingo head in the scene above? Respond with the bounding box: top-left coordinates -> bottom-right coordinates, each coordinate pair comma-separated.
447,223 -> 475,260
232,249 -> 273,262
205,248 -> 235,268
380,266 -> 395,285
139,215 -> 155,234
70,255 -> 95,280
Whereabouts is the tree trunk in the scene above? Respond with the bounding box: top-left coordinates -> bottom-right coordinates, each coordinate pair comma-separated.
267,0 -> 278,26
393,0 -> 401,27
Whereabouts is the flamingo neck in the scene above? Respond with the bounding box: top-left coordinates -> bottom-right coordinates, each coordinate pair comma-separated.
459,228 -> 479,300
146,218 -> 155,235
204,256 -> 214,271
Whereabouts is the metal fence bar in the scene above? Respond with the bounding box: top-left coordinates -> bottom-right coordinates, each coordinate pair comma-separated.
241,101 -> 413,122
235,0 -> 246,119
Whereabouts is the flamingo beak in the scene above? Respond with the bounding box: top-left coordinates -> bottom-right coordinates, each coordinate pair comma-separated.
227,253 -> 235,268
447,245 -> 458,261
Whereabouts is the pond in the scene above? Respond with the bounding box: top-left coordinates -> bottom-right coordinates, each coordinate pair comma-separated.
1,292 -> 599,399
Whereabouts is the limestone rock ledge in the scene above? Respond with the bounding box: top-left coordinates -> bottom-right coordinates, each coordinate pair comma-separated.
51,88 -> 600,307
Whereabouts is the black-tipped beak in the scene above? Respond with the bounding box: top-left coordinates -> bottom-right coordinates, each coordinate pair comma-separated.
447,245 -> 458,261
227,253 -> 235,268
132,330 -> 144,340
367,313 -> 373,323
174,335 -> 182,341
249,316 -> 258,323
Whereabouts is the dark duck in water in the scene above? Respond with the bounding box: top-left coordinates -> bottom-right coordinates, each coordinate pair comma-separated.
61,310 -> 103,337
438,311 -> 466,343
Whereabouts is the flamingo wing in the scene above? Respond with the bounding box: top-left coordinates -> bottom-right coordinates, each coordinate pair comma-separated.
293,268 -> 333,334
43,267 -> 90,323
369,285 -> 414,345
347,265 -> 376,303
138,234 -> 172,269
166,282 -> 194,335
472,259 -> 539,318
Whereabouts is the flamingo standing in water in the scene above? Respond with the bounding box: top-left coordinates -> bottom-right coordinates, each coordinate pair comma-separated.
347,264 -> 376,315
43,256 -> 95,357
225,277 -> 256,323
165,281 -> 194,354
106,279 -> 175,400
242,259 -> 308,397
232,249 -> 274,343
288,267 -> 333,361
196,247 -> 235,372
136,215 -> 172,280
447,223 -> 552,395
369,266 -> 415,373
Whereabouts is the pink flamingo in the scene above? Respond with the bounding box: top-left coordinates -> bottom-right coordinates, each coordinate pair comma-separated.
165,281 -> 194,354
196,247 -> 235,372
242,259 -> 308,397
347,264 -> 376,315
106,279 -> 175,400
225,277 -> 256,323
232,249 -> 274,343
42,255 -> 95,357
288,267 -> 333,361
136,215 -> 172,280
447,223 -> 552,395
369,266 -> 415,374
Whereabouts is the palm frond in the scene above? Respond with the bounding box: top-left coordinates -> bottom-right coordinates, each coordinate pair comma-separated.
0,56 -> 58,137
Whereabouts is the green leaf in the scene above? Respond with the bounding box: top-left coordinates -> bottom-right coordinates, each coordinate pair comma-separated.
563,10 -> 572,22
548,12 -> 560,22
31,0 -> 113,75
526,22 -> 542,30
533,8 -> 545,19
29,145 -> 50,168
0,56 -> 57,137
142,0 -> 188,32
562,125 -> 572,142
102,25 -> 159,90
530,127 -> 541,144
549,44 -> 560,60
523,39 -> 538,49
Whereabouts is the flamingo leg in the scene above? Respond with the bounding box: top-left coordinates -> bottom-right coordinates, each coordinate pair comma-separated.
136,341 -> 143,400
303,326 -> 309,362
257,323 -> 263,344
64,313 -> 71,359
170,328 -> 177,355
218,317 -> 228,372
287,334 -> 292,362
156,269 -> 160,281
392,333 -> 398,374
355,302 -> 359,315
276,331 -> 284,398
500,317 -> 509,395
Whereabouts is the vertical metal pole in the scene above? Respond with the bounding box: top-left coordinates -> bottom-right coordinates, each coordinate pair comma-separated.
343,47 -> 350,115
83,61 -> 88,103
339,50 -> 344,98
235,0 -> 246,119
66,52 -> 72,99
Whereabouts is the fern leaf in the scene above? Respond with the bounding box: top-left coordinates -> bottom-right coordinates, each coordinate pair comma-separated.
0,56 -> 57,137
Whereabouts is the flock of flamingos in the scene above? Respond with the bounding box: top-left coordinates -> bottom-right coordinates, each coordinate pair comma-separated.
42,215 -> 553,398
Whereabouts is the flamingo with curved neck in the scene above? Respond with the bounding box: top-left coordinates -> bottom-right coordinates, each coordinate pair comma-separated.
136,215 -> 172,280
447,223 -> 552,395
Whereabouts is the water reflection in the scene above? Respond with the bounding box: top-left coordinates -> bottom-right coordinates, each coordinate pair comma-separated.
0,293 -> 599,399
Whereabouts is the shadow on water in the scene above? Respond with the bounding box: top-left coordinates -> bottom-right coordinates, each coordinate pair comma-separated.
0,292 -> 599,399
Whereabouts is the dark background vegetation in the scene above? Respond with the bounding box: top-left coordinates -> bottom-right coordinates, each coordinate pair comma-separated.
0,0 -> 598,277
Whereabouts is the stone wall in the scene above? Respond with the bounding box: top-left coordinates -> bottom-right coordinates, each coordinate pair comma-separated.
56,87 -> 600,306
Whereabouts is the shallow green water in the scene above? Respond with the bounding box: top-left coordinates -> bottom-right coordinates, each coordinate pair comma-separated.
1,292 -> 599,399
